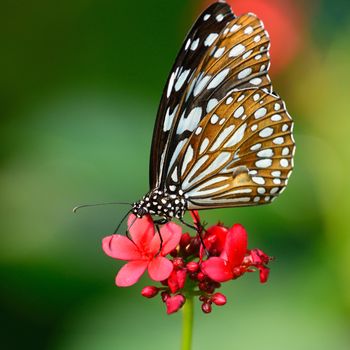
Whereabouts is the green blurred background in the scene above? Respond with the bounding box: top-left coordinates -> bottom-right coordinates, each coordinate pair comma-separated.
1,0 -> 350,349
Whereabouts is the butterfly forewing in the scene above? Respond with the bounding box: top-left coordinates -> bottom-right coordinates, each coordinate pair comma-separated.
150,2 -> 235,189
166,88 -> 295,209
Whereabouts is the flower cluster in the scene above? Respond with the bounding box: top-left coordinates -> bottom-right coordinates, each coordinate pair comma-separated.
102,211 -> 272,314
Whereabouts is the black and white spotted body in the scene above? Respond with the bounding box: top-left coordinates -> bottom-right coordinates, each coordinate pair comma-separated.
132,189 -> 187,222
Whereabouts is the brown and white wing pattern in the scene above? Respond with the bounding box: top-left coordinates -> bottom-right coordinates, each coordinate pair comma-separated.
164,88 -> 295,209
150,2 -> 235,189
150,3 -> 273,190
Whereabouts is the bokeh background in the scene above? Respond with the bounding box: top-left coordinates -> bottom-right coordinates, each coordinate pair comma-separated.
1,0 -> 350,349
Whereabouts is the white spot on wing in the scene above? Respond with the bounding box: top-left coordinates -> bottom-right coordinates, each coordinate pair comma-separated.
203,14 -> 210,21
230,24 -> 241,32
256,159 -> 272,168
280,159 -> 289,167
244,26 -> 253,34
214,47 -> 225,58
273,137 -> 284,145
257,149 -> 273,158
271,114 -> 282,122
259,127 -> 274,138
204,33 -> 218,47
252,176 -> 265,185
177,108 -> 202,134
175,69 -> 191,91
194,75 -> 211,96
168,138 -> 188,173
181,146 -> 194,176
229,44 -> 245,57
238,68 -> 252,79
254,107 -> 267,119
243,50 -> 253,59
206,98 -> 219,113
190,38 -> 199,51
216,14 -> 224,22
224,123 -> 247,148
171,167 -> 178,182
163,105 -> 179,132
167,69 -> 177,98
199,138 -> 209,155
207,68 -> 230,89
211,114 -> 219,124
250,143 -> 261,151
210,125 -> 235,151
250,78 -> 262,86
234,106 -> 244,118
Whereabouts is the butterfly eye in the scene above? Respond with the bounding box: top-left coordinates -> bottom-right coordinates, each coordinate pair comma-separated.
136,207 -> 148,218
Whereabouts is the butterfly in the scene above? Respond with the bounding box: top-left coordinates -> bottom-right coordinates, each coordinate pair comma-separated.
132,1 -> 295,224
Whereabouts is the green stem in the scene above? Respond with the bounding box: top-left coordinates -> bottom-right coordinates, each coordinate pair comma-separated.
181,296 -> 194,350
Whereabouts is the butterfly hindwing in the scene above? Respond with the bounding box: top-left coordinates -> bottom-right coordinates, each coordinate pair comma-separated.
165,88 -> 295,209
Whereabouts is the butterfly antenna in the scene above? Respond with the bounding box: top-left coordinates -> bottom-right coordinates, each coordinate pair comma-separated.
113,209 -> 133,234
73,202 -> 132,213
108,209 -> 135,250
127,215 -> 138,233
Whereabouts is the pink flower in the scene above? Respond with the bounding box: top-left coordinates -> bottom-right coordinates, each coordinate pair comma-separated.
201,224 -> 248,282
102,214 -> 182,287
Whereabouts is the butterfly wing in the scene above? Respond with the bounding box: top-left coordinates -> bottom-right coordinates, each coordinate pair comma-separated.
150,2 -> 235,189
150,3 -> 273,191
167,88 -> 295,209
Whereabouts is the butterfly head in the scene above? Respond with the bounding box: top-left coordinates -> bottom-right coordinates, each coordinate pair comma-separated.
132,188 -> 187,220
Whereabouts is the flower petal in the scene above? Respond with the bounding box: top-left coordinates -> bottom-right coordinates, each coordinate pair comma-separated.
127,214 -> 155,250
258,266 -> 270,283
160,222 -> 183,255
201,257 -> 233,282
167,269 -> 187,293
149,222 -> 182,255
148,256 -> 173,281
102,235 -> 142,260
115,260 -> 148,287
223,224 -> 248,267
200,224 -> 228,258
165,294 -> 186,314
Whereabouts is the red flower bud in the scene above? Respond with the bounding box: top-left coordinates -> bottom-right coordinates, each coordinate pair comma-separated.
186,261 -> 199,272
141,286 -> 159,298
173,257 -> 185,269
198,281 -> 208,292
161,291 -> 170,302
165,294 -> 186,314
201,302 -> 212,314
180,233 -> 191,248
211,293 -> 227,306
197,272 -> 206,282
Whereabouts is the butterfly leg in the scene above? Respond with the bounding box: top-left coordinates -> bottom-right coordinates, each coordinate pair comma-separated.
155,224 -> 164,255
179,218 -> 209,257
